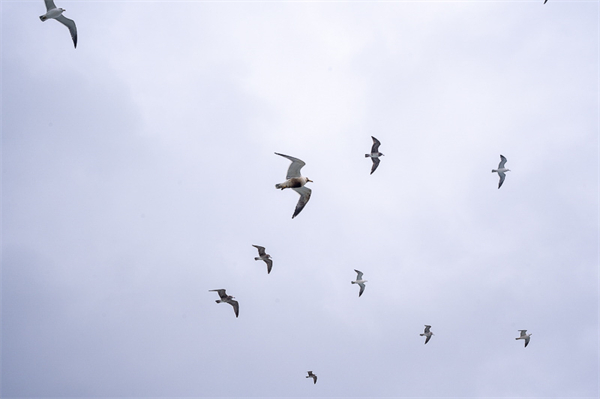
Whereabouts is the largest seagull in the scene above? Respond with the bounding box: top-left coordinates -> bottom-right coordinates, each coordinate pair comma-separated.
274,152 -> 312,219
209,289 -> 239,318
39,0 -> 77,48
492,154 -> 510,189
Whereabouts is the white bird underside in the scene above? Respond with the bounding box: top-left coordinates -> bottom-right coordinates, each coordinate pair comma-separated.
492,155 -> 509,188
40,0 -> 77,48
274,153 -> 312,218
516,330 -> 531,347
252,245 -> 273,274
209,289 -> 239,317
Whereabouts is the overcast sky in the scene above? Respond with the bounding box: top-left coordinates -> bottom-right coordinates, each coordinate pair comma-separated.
1,1 -> 598,398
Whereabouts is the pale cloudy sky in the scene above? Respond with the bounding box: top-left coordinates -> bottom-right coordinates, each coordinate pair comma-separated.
1,1 -> 598,398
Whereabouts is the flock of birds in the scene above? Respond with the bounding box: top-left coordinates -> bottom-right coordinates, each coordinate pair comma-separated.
36,0 -> 541,387
207,139 -> 525,384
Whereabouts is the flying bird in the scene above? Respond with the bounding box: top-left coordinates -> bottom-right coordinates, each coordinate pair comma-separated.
252,245 -> 273,274
209,289 -> 239,318
492,154 -> 510,189
39,0 -> 77,48
365,136 -> 384,174
515,330 -> 532,348
351,269 -> 368,297
306,371 -> 317,384
420,325 -> 434,344
274,152 -> 312,218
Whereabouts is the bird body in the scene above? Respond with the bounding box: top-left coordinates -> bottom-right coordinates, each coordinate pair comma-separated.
274,152 -> 312,218
420,325 -> 434,344
492,154 -> 510,188
515,330 -> 532,347
252,245 -> 273,274
40,0 -> 77,48
365,136 -> 384,174
351,269 -> 367,297
209,289 -> 239,318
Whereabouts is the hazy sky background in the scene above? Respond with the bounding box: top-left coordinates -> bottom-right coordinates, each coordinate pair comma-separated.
2,1 -> 598,398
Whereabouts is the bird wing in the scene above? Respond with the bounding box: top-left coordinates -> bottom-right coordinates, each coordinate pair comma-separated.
524,336 -> 530,347
358,283 -> 365,297
275,152 -> 306,179
425,334 -> 432,344
291,186 -> 311,219
265,258 -> 273,274
424,325 -> 431,333
498,155 -> 507,169
55,15 -> 77,48
497,171 -> 506,188
313,375 -> 317,384
371,136 -> 381,152
252,245 -> 266,256
44,0 -> 57,11
209,289 -> 227,299
370,157 -> 380,174
354,269 -> 363,280
519,330 -> 527,337
229,300 -> 239,318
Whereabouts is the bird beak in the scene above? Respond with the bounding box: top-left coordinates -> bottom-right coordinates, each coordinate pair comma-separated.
308,179 -> 313,182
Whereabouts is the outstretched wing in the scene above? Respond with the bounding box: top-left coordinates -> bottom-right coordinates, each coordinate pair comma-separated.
524,336 -> 530,347
55,15 -> 77,48
497,171 -> 506,189
291,186 -> 311,219
209,289 -> 227,299
354,269 -> 363,280
424,325 -> 431,333
519,330 -> 527,337
44,0 -> 57,11
275,152 -> 306,179
252,245 -> 266,256
371,136 -> 381,152
265,258 -> 273,274
370,157 -> 380,174
425,334 -> 432,344
358,283 -> 365,297
498,155 -> 507,169
229,300 -> 239,318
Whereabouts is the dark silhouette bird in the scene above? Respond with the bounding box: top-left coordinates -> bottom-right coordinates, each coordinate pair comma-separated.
209,289 -> 239,318
365,136 -> 384,174
306,371 -> 317,384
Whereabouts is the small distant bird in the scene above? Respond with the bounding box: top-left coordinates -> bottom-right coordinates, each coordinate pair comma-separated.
492,154 -> 510,189
306,371 -> 317,384
274,152 -> 312,219
351,269 -> 368,297
365,136 -> 384,174
209,289 -> 239,318
515,330 -> 532,348
39,0 -> 77,48
252,245 -> 273,274
420,325 -> 434,344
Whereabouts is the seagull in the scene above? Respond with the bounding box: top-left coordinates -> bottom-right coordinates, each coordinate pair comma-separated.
252,245 -> 273,274
209,289 -> 239,318
365,136 -> 384,174
351,269 -> 367,297
39,0 -> 77,48
491,154 -> 510,189
306,371 -> 317,384
515,330 -> 532,348
274,152 -> 312,219
420,325 -> 434,344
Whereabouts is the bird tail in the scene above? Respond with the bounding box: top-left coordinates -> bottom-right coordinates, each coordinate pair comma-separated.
40,15 -> 47,21
492,169 -> 497,173
365,154 -> 370,158
275,183 -> 283,189
420,333 -> 425,336
254,257 -> 260,261
215,300 -> 221,303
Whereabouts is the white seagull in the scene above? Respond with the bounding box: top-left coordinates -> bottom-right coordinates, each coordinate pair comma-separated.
39,0 -> 77,48
365,136 -> 384,174
252,245 -> 273,274
492,154 -> 510,189
351,269 -> 367,297
420,325 -> 434,344
515,330 -> 532,348
209,289 -> 239,318
274,152 -> 312,219
306,371 -> 317,384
